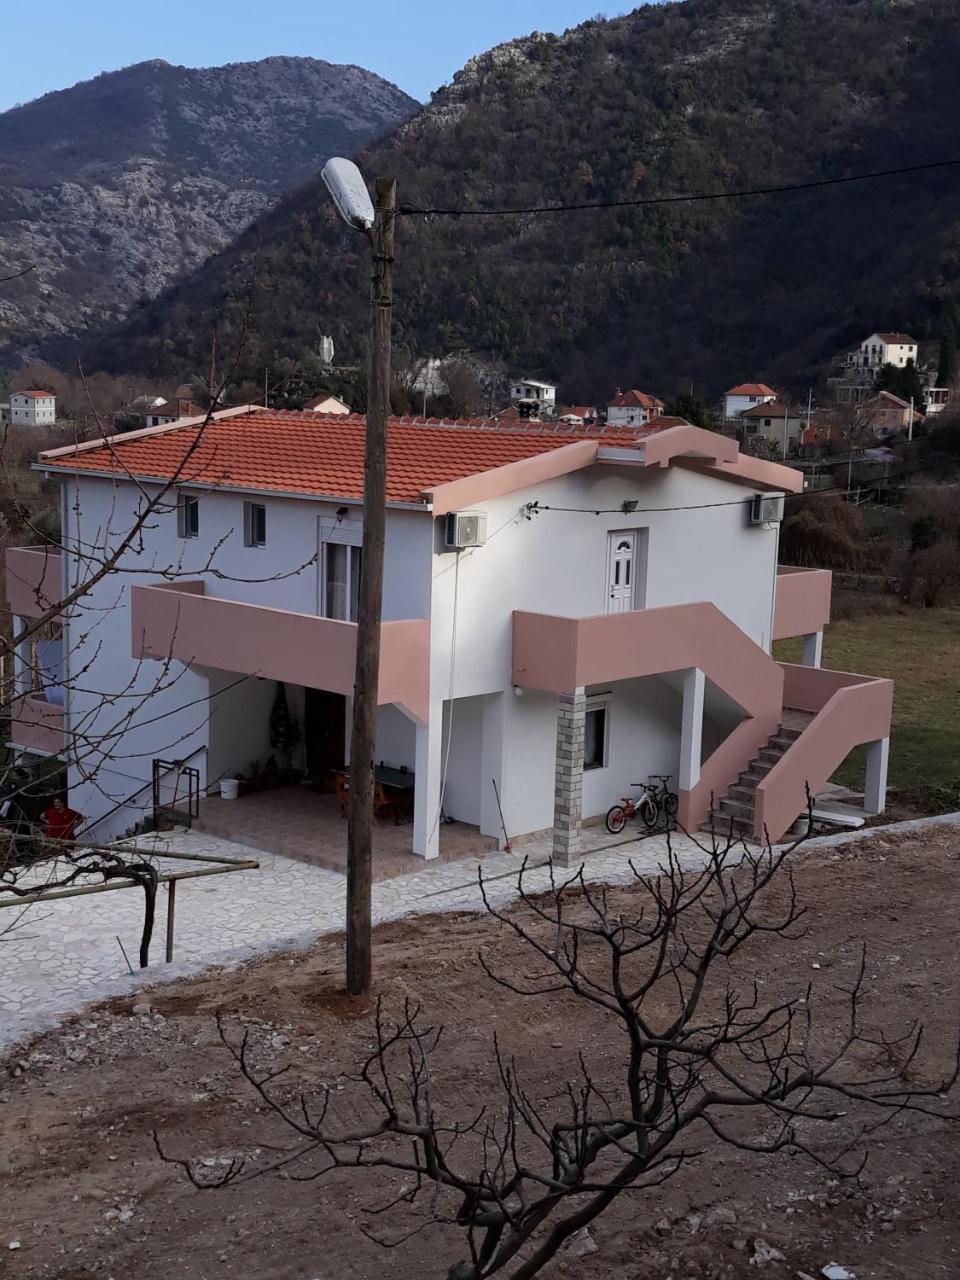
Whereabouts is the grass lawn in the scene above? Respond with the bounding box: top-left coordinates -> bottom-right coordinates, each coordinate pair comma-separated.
775,607 -> 960,798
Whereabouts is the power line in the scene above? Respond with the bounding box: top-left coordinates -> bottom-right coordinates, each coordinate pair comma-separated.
399,158 -> 960,219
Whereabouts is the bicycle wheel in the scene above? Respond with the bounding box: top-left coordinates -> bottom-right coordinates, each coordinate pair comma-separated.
639,795 -> 660,829
605,805 -> 628,834
663,791 -> 679,817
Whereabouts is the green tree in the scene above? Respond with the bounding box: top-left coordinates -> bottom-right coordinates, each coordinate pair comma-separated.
938,320 -> 958,388
665,392 -> 716,429
878,359 -> 924,406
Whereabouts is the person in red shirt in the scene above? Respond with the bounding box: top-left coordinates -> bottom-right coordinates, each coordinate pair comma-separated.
42,796 -> 83,842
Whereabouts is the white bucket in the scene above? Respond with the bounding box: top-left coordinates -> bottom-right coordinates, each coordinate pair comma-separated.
220,778 -> 240,800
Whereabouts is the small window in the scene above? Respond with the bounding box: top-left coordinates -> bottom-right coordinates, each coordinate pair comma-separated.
584,704 -> 608,771
177,492 -> 199,539
324,542 -> 362,621
243,501 -> 266,547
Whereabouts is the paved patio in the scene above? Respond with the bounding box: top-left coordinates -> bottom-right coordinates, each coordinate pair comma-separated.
193,787 -> 498,879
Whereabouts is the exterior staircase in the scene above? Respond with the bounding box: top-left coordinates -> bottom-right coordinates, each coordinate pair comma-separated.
701,709 -> 814,841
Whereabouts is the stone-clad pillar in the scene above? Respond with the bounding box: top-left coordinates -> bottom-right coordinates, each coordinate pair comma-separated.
553,688 -> 586,866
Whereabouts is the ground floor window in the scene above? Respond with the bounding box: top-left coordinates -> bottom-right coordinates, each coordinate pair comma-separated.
584,700 -> 609,770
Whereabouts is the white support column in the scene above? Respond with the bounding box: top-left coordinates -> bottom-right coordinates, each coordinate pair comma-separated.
679,667 -> 705,793
801,630 -> 824,669
864,738 -> 890,815
11,614 -> 28,696
412,701 -> 443,859
553,688 -> 585,867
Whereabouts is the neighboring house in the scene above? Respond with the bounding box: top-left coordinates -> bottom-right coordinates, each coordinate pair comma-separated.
10,390 -> 56,426
738,401 -> 805,454
723,384 -> 777,422
846,332 -> 918,373
508,379 -> 557,416
606,389 -> 664,427
116,394 -> 200,432
556,405 -> 599,426
860,390 -> 923,440
9,409 -> 892,866
304,395 -> 351,415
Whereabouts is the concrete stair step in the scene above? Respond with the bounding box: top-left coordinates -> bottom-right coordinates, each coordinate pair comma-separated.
720,797 -> 755,819
757,748 -> 786,767
699,813 -> 756,839
727,785 -> 758,804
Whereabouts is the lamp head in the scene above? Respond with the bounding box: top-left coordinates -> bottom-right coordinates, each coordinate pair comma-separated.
321,158 -> 375,232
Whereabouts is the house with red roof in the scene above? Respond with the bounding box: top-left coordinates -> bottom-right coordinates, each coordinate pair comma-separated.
7,406 -> 892,864
606,389 -> 665,427
722,383 -> 778,422
10,389 -> 56,427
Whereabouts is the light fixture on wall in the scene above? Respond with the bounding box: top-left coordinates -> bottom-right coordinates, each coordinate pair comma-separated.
621,499 -> 639,514
336,506 -> 349,524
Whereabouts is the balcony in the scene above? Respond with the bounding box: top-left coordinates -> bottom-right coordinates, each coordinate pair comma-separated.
773,566 -> 832,642
131,582 -> 430,723
5,546 -> 62,619
8,692 -> 65,756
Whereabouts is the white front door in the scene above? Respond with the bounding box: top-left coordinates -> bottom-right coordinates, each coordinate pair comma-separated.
607,532 -> 638,613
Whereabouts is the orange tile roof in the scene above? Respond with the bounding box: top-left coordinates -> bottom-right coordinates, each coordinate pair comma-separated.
40,410 -> 589,505
608,389 -> 664,410
17,389 -> 56,399
725,383 -> 777,398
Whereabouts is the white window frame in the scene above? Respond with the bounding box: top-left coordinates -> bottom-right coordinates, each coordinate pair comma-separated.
584,696 -> 610,772
176,490 -> 199,539
243,500 -> 267,548
318,515 -> 363,620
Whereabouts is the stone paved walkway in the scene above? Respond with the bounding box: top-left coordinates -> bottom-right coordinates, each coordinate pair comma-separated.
3,813 -> 958,1054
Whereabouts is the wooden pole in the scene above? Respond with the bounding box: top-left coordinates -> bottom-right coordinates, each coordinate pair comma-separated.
346,176 -> 395,998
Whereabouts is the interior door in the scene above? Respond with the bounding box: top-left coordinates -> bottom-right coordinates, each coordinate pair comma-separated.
304,690 -> 346,789
607,532 -> 638,613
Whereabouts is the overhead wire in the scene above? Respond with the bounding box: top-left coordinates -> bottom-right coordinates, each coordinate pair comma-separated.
399,158 -> 960,218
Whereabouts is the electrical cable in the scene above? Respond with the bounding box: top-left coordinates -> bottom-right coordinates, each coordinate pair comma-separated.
399,158 -> 960,218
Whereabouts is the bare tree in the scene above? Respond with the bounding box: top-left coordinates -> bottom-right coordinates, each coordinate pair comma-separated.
157,824 -> 959,1279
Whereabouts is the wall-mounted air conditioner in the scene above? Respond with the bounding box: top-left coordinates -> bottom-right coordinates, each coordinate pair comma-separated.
445,511 -> 488,549
749,493 -> 785,525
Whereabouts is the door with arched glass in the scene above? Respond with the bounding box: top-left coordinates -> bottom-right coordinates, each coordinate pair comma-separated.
606,530 -> 647,613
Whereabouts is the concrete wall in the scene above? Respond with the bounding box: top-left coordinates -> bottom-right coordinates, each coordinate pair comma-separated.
205,670 -> 279,786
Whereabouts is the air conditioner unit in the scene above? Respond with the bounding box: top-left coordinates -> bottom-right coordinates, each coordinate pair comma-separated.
750,493 -> 785,525
445,511 -> 488,550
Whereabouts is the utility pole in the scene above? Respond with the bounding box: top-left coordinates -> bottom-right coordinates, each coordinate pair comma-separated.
908,395 -> 915,443
782,402 -> 789,460
346,176 -> 395,998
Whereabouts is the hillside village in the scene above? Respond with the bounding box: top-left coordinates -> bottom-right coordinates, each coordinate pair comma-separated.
1,1 -> 960,1278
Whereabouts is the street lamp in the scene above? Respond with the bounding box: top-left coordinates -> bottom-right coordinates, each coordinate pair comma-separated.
321,158 -> 396,999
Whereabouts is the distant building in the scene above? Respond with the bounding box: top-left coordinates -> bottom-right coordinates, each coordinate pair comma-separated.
304,395 -> 351,415
723,383 -> 777,422
115,393 -> 200,433
508,379 -> 556,417
924,387 -> 952,416
860,390 -> 923,440
846,332 -> 918,373
606,389 -> 664,428
556,405 -> 599,426
738,401 -> 805,454
10,390 -> 56,426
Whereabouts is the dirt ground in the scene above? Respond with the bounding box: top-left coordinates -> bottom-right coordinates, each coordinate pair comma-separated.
2,825 -> 959,1280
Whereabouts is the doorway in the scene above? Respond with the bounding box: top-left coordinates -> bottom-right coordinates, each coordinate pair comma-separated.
304,690 -> 346,789
606,529 -> 647,613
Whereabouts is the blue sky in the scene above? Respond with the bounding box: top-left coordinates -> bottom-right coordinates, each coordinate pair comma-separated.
0,2 -> 640,111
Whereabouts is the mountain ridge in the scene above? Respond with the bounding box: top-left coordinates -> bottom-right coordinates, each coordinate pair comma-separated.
0,56 -> 418,360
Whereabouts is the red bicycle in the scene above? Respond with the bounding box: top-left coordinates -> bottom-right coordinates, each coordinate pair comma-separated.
605,776 -> 678,834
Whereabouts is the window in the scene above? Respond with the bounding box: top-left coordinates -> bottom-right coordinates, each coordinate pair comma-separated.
584,702 -> 608,771
243,501 -> 266,547
324,542 -> 362,621
176,492 -> 199,539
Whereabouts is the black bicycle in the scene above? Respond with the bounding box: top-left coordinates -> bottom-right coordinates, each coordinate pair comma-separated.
605,775 -> 679,834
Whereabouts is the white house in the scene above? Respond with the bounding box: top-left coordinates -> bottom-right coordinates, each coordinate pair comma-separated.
8,408 -> 893,866
723,383 -> 777,422
846,332 -> 918,372
10,390 -> 56,426
606,389 -> 665,427
508,379 -> 556,415
738,401 -> 805,453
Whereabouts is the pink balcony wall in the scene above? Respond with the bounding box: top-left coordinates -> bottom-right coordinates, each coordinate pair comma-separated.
5,547 -> 62,619
131,582 -> 430,724
9,693 -> 65,756
773,566 -> 832,642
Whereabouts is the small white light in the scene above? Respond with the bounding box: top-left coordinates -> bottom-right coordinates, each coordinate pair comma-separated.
513,687 -> 524,698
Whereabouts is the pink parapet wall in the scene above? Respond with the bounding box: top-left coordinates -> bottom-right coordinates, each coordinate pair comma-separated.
754,664 -> 894,843
773,567 -> 832,641
5,547 -> 62,619
131,581 -> 431,724
10,693 -> 64,756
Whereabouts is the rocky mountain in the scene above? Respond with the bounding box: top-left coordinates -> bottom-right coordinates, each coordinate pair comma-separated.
0,57 -> 417,359
86,0 -> 960,401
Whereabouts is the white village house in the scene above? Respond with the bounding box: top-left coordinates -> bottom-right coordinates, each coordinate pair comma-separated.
508,379 -> 557,415
6,409 -> 892,863
606,389 -> 665,428
723,383 -> 777,422
10,389 -> 56,426
845,332 -> 918,373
